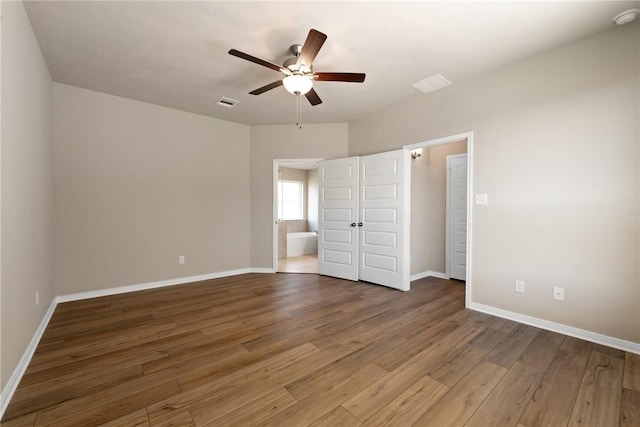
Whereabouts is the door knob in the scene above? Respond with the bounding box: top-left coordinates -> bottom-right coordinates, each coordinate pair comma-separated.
358,222 -> 363,227
350,223 -> 357,227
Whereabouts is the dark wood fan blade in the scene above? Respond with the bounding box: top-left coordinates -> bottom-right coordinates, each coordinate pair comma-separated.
229,49 -> 284,73
297,29 -> 327,68
249,80 -> 283,95
305,88 -> 322,106
314,72 -> 366,83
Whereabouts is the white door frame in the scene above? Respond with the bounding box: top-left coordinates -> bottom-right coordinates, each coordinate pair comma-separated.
404,131 -> 474,307
272,158 -> 322,271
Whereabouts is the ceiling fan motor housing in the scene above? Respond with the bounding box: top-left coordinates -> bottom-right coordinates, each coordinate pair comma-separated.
283,44 -> 312,73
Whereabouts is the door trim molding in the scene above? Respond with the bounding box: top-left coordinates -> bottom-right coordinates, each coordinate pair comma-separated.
404,131 -> 474,307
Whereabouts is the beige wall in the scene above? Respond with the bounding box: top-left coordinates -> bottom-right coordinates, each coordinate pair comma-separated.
1,1 -> 54,389
52,84 -> 251,295
250,124 -> 348,268
350,24 -> 640,343
411,141 -> 467,276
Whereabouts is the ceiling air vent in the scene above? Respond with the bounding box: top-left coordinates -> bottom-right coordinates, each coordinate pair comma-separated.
217,97 -> 239,108
411,74 -> 452,95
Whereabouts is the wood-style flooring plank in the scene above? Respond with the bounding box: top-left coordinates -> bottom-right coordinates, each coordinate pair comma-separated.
19,330 -> 198,385
516,329 -> 566,372
426,343 -> 488,387
256,343 -> 354,387
373,319 -> 459,372
36,379 -> 181,426
146,343 -> 318,424
620,388 -> 640,427
142,342 -> 248,375
464,361 -> 543,427
205,387 -> 297,426
258,363 -> 388,427
0,412 -> 38,427
342,342 -> 454,422
147,409 -> 195,427
518,337 -> 593,427
623,352 -> 640,392
412,360 -> 506,427
568,350 -> 624,427
97,408 -> 150,427
485,323 -> 540,369
187,381 -> 286,426
285,335 -> 405,401
4,364 -> 144,419
309,406 -> 362,427
437,310 -> 493,348
177,341 -> 319,391
361,375 -> 449,426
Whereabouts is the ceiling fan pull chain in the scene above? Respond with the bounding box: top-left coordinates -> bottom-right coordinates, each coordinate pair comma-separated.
296,94 -> 303,129
299,94 -> 303,129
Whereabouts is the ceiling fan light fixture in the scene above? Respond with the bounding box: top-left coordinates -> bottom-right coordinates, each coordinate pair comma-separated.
283,75 -> 313,95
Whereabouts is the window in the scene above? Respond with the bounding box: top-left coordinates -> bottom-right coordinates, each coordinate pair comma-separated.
278,179 -> 304,220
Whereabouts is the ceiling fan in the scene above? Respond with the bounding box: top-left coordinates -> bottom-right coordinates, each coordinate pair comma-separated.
228,29 -> 365,106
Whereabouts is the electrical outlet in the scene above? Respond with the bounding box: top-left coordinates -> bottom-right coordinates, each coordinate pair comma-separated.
179,256 -> 185,265
475,193 -> 488,205
35,291 -> 39,306
553,287 -> 564,301
514,280 -> 525,293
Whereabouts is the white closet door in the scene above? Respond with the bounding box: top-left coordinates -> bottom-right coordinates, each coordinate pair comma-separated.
447,154 -> 468,281
359,150 -> 411,291
317,157 -> 360,281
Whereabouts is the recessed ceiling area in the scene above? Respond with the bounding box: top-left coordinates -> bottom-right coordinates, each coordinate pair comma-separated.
23,0 -> 640,126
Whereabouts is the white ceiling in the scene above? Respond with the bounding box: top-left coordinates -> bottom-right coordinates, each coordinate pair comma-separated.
23,1 -> 640,126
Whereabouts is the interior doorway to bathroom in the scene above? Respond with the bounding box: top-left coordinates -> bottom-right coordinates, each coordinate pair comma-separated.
273,159 -> 321,274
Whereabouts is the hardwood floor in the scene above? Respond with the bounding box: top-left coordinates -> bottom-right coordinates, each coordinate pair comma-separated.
2,273 -> 638,426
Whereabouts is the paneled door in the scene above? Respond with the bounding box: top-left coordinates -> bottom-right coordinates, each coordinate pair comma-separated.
317,157 -> 360,281
318,150 -> 410,291
447,153 -> 468,281
359,150 -> 410,291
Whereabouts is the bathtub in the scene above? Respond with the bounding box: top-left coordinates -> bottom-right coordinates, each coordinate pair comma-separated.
287,231 -> 318,257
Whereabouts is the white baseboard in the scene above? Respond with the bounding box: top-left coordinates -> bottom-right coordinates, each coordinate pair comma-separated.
468,301 -> 640,355
411,270 -> 449,281
0,298 -> 58,418
56,268 -> 255,303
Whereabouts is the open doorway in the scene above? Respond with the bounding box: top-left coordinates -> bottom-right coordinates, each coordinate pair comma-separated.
405,132 -> 474,305
273,159 -> 321,273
